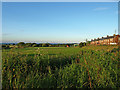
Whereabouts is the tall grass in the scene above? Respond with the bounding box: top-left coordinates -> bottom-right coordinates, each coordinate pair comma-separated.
2,46 -> 120,88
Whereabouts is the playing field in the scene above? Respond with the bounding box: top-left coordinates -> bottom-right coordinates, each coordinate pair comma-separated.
2,46 -> 120,88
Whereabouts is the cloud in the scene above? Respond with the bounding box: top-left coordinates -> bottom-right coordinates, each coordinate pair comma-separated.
93,7 -> 109,11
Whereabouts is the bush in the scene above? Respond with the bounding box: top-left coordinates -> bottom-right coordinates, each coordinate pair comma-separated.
25,43 -> 32,47
17,42 -> 25,48
32,43 -> 38,47
42,43 -> 50,47
2,45 -> 10,49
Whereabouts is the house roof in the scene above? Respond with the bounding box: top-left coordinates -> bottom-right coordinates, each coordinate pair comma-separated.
91,34 -> 120,41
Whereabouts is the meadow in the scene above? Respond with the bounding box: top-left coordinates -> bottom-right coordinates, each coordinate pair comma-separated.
2,45 -> 120,88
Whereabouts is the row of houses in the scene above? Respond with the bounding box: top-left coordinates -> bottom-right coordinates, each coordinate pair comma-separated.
90,34 -> 120,45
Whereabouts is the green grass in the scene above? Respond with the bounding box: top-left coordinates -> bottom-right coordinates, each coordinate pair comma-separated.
2,46 -> 120,88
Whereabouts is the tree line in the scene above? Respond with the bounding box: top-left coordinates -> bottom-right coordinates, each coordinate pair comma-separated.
2,41 -> 91,49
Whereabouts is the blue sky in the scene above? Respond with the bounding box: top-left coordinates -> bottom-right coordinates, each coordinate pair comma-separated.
2,2 -> 118,43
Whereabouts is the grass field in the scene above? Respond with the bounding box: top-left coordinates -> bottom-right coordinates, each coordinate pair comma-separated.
2,45 -> 120,88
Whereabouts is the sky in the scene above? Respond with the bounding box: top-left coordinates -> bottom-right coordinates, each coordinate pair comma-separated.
2,2 -> 118,43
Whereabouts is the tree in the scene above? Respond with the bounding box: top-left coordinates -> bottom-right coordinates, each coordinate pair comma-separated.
25,43 -> 32,47
32,43 -> 37,47
86,41 -> 91,46
83,42 -> 86,46
17,42 -> 25,48
38,44 -> 42,47
79,42 -> 84,47
79,42 -> 86,47
42,43 -> 50,47
2,45 -> 10,49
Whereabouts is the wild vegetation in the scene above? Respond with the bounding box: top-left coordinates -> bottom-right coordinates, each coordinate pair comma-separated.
2,45 -> 120,88
2,41 -> 88,49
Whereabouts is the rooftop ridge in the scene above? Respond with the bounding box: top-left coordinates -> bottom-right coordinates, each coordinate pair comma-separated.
91,34 -> 120,41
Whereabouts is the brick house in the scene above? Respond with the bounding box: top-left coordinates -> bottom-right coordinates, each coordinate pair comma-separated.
90,34 -> 120,45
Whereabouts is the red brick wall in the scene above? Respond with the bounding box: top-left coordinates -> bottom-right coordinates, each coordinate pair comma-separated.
90,35 -> 120,45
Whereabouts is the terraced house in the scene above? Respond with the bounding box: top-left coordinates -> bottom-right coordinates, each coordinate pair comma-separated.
90,34 -> 120,45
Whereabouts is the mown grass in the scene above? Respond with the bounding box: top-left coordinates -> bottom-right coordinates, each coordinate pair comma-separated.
2,46 -> 120,88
